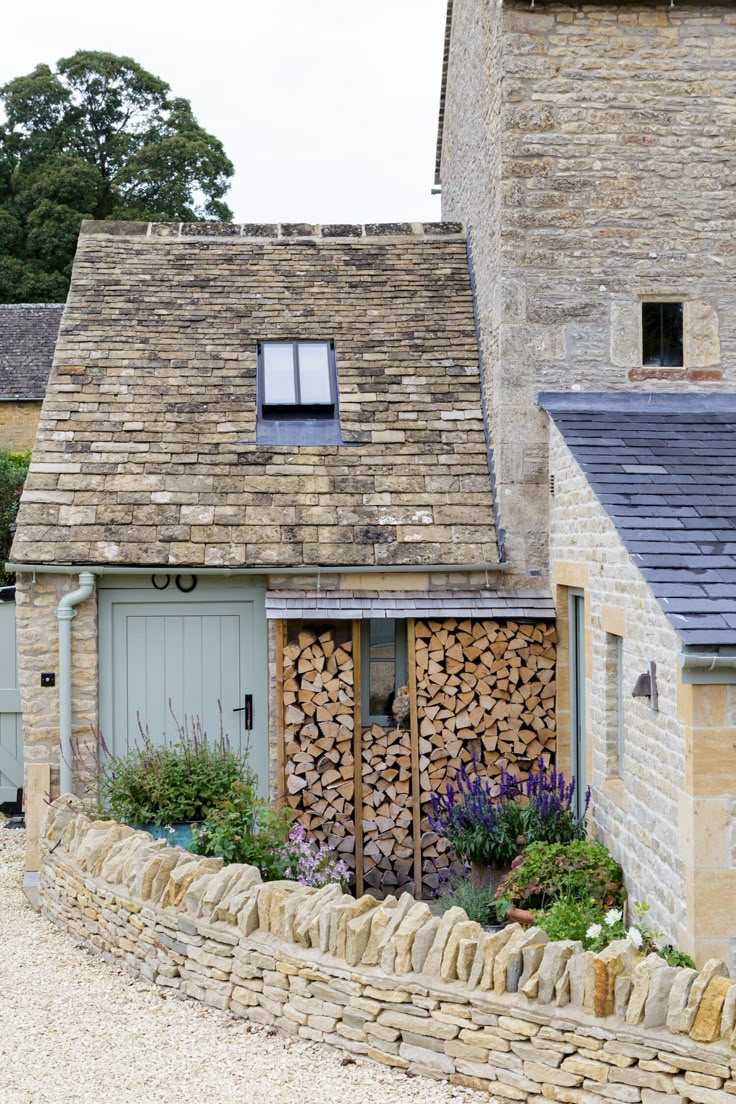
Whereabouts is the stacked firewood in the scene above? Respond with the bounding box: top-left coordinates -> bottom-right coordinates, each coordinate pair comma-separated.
361,723 -> 415,899
282,629 -> 356,878
415,618 -> 556,896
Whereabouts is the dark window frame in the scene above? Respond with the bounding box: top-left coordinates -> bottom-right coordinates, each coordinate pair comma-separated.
641,301 -> 684,368
256,339 -> 341,445
361,618 -> 408,725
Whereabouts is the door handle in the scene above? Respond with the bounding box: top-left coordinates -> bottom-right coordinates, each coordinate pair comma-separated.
233,694 -> 253,731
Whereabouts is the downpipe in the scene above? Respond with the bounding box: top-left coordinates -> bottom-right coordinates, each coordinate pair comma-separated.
56,572 -> 96,795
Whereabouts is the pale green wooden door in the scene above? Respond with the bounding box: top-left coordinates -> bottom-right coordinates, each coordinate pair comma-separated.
0,599 -> 23,803
98,582 -> 268,792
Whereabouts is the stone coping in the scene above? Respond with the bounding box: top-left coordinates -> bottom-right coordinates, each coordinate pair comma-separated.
78,219 -> 465,241
39,798 -> 736,1101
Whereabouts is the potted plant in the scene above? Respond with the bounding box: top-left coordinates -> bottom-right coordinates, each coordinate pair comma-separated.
428,758 -> 523,897
95,710 -> 253,848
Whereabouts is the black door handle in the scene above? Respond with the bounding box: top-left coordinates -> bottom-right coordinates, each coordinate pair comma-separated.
233,694 -> 253,731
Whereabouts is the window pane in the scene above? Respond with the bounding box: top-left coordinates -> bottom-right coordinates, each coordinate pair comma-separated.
661,302 -> 683,367
642,302 -> 662,366
298,343 -> 332,404
369,619 -> 395,660
369,660 -> 396,716
263,343 -> 296,404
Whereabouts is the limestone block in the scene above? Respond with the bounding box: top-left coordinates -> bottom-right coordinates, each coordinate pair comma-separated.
148,851 -> 185,903
211,866 -> 262,925
691,978 -> 734,1044
411,916 -> 440,974
160,856 -> 202,908
493,926 -> 548,995
568,950 -> 596,1011
393,902 -> 433,974
281,885 -> 317,943
422,906 -> 468,976
199,866 -> 253,919
293,883 -> 342,947
474,924 -> 518,991
319,893 -> 354,954
593,940 -> 639,1019
672,1079 -> 733,1104
684,301 -> 720,369
399,1042 -> 455,1076
625,954 -> 667,1026
643,965 -> 680,1030
457,937 -> 479,983
96,833 -> 150,882
537,941 -> 582,1005
720,982 -> 736,1040
610,302 -> 640,368
75,823 -> 130,872
335,896 -> 379,961
345,907 -> 375,966
441,920 -> 482,982
378,1009 -> 458,1041
518,941 -> 547,995
666,967 -> 701,1033
360,896 -> 400,965
679,961 -> 730,1035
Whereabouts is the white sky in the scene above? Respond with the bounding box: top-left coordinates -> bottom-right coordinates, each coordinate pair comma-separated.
3,0 -> 447,223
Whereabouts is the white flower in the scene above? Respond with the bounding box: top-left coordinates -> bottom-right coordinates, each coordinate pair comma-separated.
586,923 -> 602,939
604,908 -> 622,927
627,926 -> 643,948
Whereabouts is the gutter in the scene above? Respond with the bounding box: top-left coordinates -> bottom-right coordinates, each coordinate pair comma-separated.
56,572 -> 96,795
6,561 -> 510,578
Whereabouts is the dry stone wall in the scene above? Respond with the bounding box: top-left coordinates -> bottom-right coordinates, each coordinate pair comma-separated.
40,798 -> 736,1102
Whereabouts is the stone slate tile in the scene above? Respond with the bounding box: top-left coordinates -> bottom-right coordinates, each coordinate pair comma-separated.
543,394 -> 736,646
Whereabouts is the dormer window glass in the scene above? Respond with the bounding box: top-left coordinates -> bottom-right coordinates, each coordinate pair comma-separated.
261,341 -> 334,412
642,302 -> 683,368
257,340 -> 340,445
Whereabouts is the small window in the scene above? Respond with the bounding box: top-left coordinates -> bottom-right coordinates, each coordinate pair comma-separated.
642,302 -> 683,367
361,619 -> 408,724
257,340 -> 340,444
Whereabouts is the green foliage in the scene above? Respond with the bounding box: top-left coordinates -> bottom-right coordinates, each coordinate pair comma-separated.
438,875 -> 499,926
659,946 -> 696,969
0,449 -> 31,584
495,840 -> 625,918
191,780 -> 292,882
534,896 -> 603,945
0,51 -> 234,302
98,715 -> 249,826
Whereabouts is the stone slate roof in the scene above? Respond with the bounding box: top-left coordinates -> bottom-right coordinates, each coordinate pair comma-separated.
542,392 -> 736,647
11,221 -> 499,569
265,589 -> 555,620
0,304 -> 63,401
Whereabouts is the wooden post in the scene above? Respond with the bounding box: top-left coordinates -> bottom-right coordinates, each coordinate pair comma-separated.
351,619 -> 364,896
407,618 -> 422,900
24,763 -> 51,873
275,619 -> 286,806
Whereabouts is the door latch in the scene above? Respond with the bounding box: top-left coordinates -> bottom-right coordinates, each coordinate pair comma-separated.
233,694 -> 253,731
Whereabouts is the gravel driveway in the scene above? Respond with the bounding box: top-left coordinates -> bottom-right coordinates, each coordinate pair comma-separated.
0,827 -> 486,1104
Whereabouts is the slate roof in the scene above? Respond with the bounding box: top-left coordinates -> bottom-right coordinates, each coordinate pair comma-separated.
0,304 -> 63,400
11,221 -> 499,569
541,392 -> 736,647
265,590 -> 555,620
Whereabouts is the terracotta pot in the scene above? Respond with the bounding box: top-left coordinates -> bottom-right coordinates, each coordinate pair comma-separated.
506,905 -> 535,926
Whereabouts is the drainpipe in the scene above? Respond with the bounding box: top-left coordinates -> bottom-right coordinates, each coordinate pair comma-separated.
56,572 -> 96,795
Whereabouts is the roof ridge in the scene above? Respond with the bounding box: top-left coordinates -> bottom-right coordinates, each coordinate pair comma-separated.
79,219 -> 465,242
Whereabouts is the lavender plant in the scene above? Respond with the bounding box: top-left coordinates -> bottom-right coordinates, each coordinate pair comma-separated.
427,757 -> 523,867
522,757 -> 591,845
280,824 -> 350,889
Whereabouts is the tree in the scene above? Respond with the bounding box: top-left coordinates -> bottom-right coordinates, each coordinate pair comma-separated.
0,51 -> 234,303
0,449 -> 30,585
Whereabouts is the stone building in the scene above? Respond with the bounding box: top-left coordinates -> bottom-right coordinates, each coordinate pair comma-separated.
10,220 -> 555,897
437,0 -> 736,968
0,304 -> 62,449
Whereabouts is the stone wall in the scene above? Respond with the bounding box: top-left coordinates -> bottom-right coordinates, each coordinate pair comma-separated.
15,572 -> 98,797
39,798 -> 736,1102
548,422 -> 736,974
0,401 -> 41,451
440,0 -> 736,582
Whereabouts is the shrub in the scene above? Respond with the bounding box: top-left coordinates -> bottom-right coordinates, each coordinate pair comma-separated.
522,758 -> 590,845
97,709 -> 251,825
534,895 -> 603,944
191,778 -> 292,881
280,823 -> 350,889
438,872 -> 499,926
0,448 -> 30,585
428,758 -> 523,867
495,839 -> 625,918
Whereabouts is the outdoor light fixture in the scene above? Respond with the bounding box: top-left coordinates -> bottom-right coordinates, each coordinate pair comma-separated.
632,661 -> 658,712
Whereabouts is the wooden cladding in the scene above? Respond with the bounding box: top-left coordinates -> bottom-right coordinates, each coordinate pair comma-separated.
280,617 -> 556,898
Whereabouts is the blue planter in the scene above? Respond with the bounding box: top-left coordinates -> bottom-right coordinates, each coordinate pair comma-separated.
131,822 -> 200,849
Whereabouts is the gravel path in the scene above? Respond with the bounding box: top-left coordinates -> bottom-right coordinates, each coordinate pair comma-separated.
0,827 -> 486,1104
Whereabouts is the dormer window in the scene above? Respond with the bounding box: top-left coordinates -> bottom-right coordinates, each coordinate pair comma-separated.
257,340 -> 341,444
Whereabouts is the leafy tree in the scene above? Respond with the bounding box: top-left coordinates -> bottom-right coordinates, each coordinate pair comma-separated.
0,51 -> 234,302
0,449 -> 30,585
